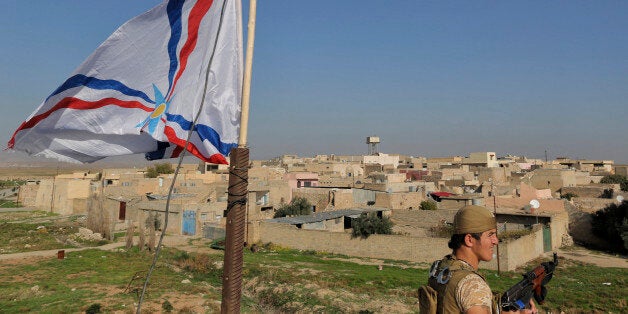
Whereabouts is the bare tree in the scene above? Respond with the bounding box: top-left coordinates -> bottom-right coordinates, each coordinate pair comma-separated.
125,220 -> 135,249
138,217 -> 146,251
148,222 -> 156,252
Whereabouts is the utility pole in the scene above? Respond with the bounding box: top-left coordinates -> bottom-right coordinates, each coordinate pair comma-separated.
490,179 -> 501,275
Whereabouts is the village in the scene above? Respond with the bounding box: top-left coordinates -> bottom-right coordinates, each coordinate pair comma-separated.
7,138 -> 627,272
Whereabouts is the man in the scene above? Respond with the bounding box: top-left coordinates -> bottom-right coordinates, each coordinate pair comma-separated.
427,205 -> 537,314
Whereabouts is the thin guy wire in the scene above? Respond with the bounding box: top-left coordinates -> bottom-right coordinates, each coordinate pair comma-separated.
136,0 -> 231,312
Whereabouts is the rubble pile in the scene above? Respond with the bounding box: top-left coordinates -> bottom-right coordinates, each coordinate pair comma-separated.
70,227 -> 103,242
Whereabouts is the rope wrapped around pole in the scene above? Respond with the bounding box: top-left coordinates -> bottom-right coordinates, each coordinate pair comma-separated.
221,147 -> 249,313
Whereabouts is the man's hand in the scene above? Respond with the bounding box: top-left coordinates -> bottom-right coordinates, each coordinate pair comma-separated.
502,300 -> 538,314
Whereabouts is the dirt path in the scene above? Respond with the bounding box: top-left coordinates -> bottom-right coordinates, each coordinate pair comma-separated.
551,247 -> 627,268
0,235 -> 221,263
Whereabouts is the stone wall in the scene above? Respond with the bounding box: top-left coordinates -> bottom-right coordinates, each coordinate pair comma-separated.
258,222 -> 449,265
495,197 -> 565,212
562,184 -> 619,198
18,184 -> 38,207
374,191 -> 423,210
572,197 -> 616,213
497,226 -> 544,271
258,220 -> 554,271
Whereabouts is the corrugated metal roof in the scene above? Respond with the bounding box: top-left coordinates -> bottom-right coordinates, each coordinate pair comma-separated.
146,193 -> 195,200
266,208 -> 388,225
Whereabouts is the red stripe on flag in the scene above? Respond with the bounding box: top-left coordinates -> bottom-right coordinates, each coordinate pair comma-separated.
168,0 -> 214,100
171,145 -> 184,158
163,125 -> 228,164
8,97 -> 153,148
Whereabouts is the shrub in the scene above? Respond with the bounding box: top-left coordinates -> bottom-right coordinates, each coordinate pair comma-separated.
171,252 -> 221,284
600,174 -> 628,192
429,223 -> 454,238
420,200 -> 438,211
162,300 -> 174,312
85,303 -> 102,314
273,197 -> 312,218
351,212 -> 393,239
591,201 -> 628,253
561,192 -> 578,201
145,162 -> 174,178
498,228 -> 535,241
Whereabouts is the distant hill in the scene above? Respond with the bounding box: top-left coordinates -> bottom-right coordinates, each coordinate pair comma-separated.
0,150 -> 200,173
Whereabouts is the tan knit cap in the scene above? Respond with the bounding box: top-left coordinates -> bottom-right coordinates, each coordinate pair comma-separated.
453,205 -> 496,234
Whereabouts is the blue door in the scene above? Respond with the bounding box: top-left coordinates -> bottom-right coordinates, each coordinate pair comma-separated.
182,210 -> 196,235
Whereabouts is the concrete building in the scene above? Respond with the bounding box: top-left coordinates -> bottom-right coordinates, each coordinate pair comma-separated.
556,158 -> 614,173
462,152 -> 499,168
363,153 -> 400,168
524,169 -> 577,195
614,165 -> 628,177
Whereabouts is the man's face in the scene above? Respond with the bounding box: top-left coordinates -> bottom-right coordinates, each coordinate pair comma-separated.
471,228 -> 498,262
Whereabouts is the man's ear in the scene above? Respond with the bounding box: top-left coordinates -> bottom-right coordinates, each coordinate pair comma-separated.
463,233 -> 475,247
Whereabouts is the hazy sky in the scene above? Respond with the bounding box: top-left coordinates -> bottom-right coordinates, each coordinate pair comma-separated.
1,1 -> 627,164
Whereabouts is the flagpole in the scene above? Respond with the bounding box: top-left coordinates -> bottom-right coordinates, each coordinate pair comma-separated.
238,0 -> 256,148
222,0 -> 256,312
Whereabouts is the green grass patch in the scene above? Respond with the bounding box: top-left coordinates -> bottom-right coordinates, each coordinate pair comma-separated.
0,180 -> 26,187
0,245 -> 625,313
482,258 -> 626,313
0,210 -> 57,223
0,248 -> 216,313
0,222 -> 78,254
1,201 -> 20,208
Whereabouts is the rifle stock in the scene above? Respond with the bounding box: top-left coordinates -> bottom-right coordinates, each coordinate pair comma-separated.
500,253 -> 558,311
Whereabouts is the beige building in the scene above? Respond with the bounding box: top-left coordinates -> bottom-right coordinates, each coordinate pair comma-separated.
363,153 -> 399,168
463,152 -> 499,168
26,174 -> 96,215
556,158 -> 614,173
424,156 -> 464,170
614,165 -> 628,177
523,169 -> 577,195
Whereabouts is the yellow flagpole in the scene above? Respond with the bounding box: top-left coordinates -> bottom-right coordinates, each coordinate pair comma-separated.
238,0 -> 256,147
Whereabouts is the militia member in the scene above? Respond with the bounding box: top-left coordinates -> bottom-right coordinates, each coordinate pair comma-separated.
427,205 -> 537,313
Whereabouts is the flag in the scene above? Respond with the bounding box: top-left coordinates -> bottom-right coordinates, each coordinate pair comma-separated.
8,0 -> 242,164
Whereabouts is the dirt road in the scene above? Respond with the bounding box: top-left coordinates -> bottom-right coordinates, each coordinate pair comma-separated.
551,247 -> 627,268
0,235 -> 220,262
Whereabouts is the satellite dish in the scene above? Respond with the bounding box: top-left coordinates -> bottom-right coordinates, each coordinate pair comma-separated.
530,199 -> 540,209
617,195 -> 625,203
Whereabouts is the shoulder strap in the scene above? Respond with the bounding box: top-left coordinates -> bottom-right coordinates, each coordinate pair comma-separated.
427,255 -> 486,313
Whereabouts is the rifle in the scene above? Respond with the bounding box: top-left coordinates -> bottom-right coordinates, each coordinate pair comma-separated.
500,253 -> 558,311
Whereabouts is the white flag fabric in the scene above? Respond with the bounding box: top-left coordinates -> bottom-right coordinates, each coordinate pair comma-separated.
8,0 -> 242,164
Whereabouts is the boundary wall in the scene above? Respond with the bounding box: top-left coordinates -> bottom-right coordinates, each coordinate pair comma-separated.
258,222 -> 551,271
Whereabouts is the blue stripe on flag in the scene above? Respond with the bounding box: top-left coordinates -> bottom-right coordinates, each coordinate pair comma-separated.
165,0 -> 185,97
46,74 -> 155,104
166,113 -> 237,156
